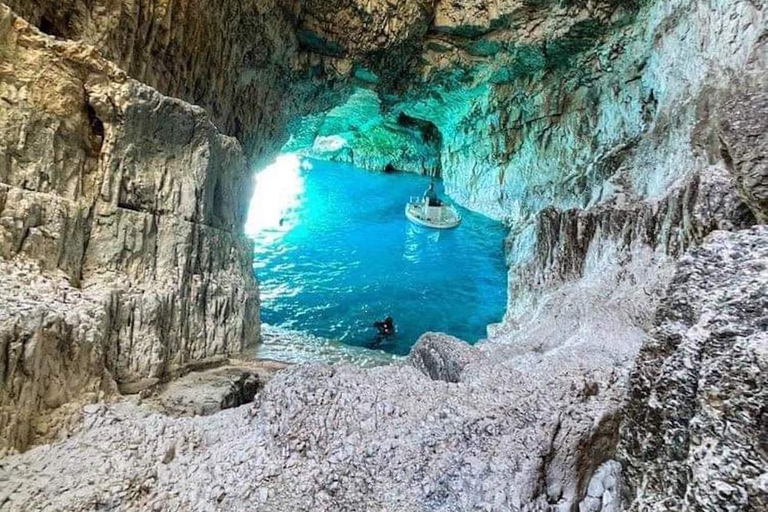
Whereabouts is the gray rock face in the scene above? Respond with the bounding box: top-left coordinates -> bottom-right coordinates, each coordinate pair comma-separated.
0,7 -> 257,451
618,226 -> 768,511
0,259 -> 117,453
720,92 -> 768,223
579,461 -> 624,512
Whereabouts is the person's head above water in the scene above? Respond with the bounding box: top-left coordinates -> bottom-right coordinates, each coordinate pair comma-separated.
374,316 -> 395,336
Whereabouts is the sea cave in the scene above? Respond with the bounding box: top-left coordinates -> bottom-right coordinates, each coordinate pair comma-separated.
0,1 -> 766,511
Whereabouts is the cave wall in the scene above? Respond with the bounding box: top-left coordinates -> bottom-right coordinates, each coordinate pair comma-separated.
0,5 -> 258,451
286,0 -> 766,333
3,0 -> 308,159
284,88 -> 443,176
440,0 -> 766,220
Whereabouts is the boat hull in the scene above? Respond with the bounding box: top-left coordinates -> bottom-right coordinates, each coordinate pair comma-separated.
405,202 -> 461,229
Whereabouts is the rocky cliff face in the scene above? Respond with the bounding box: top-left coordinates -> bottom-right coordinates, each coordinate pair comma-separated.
3,0 -> 306,158
618,226 -> 768,511
0,0 -> 766,510
0,6 -> 257,451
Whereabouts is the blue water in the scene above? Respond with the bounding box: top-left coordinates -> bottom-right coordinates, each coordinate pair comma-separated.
247,156 -> 508,356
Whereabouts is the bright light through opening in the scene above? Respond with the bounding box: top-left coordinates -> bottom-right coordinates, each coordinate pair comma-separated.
245,154 -> 307,240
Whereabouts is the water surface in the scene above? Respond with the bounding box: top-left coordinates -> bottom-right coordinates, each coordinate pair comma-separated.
246,156 -> 508,356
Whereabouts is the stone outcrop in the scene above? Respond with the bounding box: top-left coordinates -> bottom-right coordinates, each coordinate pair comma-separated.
284,89 -> 444,176
410,332 -> 474,382
0,315 -> 633,510
297,0 -> 433,62
619,226 -> 768,511
0,259 -> 117,453
145,366 -> 262,418
0,6 -> 258,451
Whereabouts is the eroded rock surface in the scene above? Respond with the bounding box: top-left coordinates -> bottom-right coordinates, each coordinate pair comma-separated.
145,367 -> 262,418
0,325 -> 630,511
619,226 -> 768,511
720,92 -> 768,223
0,7 -> 257,451
0,259 -> 117,453
3,0 -> 309,156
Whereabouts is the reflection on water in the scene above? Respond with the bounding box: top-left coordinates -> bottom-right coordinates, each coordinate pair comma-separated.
403,224 -> 444,264
247,157 -> 508,356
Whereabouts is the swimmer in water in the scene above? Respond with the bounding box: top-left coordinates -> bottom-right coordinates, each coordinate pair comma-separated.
373,316 -> 395,337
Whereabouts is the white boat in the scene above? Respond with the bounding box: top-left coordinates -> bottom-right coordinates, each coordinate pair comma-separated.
405,197 -> 462,229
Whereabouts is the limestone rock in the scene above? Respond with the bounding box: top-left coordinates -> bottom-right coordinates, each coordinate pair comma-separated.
3,0 -> 304,156
579,460 -> 624,512
0,6 -> 258,451
618,226 -> 768,511
720,92 -> 768,223
410,332 -> 475,383
298,0 -> 434,58
146,367 -> 262,417
0,259 -> 116,454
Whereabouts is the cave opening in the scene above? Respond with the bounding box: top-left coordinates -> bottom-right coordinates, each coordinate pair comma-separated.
245,154 -> 509,358
38,14 -> 67,38
396,112 -> 442,147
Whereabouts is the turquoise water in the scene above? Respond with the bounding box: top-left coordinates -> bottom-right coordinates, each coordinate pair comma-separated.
246,156 -> 508,356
